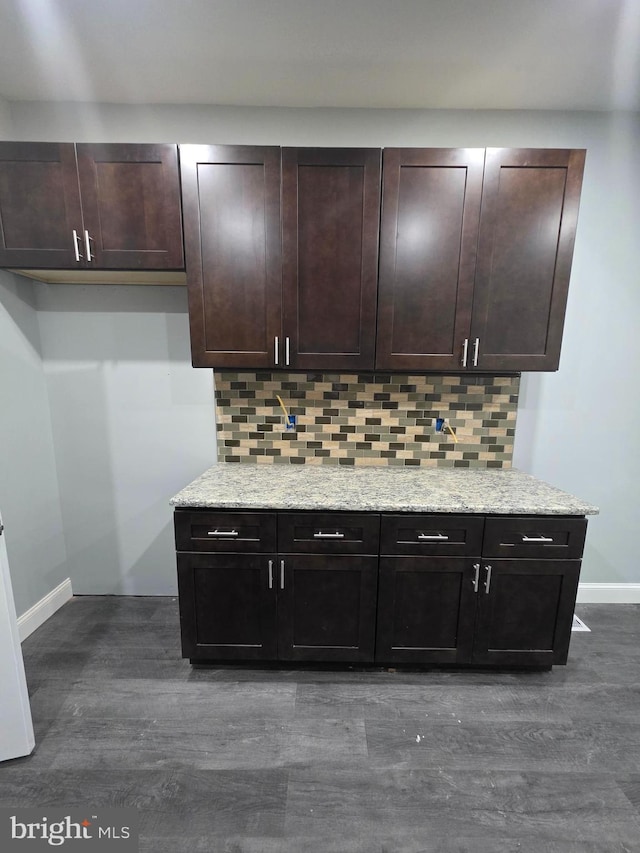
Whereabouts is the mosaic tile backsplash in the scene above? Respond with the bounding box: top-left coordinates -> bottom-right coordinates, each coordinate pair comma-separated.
215,372 -> 519,467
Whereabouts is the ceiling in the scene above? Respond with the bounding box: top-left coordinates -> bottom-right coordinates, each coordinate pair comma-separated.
0,0 -> 638,112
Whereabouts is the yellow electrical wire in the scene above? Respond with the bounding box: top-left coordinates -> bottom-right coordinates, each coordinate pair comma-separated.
445,422 -> 459,443
275,394 -> 290,421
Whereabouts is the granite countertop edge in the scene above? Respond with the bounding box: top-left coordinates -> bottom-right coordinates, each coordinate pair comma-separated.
170,464 -> 599,516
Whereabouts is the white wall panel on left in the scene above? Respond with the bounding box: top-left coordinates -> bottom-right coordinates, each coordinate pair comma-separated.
0,271 -> 68,615
0,96 -> 13,137
35,283 -> 215,595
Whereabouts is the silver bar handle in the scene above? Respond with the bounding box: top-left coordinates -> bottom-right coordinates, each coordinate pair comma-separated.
473,337 -> 480,367
280,559 -> 285,590
313,531 -> 345,539
207,529 -> 239,537
521,535 -> 554,543
462,338 -> 469,368
274,336 -> 279,365
84,229 -> 93,262
472,563 -> 480,593
72,230 -> 83,262
285,337 -> 290,366
484,565 -> 492,594
268,560 -> 273,590
418,533 -> 449,541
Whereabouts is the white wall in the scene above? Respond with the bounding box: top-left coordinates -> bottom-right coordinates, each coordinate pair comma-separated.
34,284 -> 215,595
513,113 -> 640,582
0,270 -> 68,614
0,96 -> 12,136
3,101 -> 639,587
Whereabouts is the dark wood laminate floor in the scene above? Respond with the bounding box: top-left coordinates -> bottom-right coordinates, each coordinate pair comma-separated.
2,597 -> 640,852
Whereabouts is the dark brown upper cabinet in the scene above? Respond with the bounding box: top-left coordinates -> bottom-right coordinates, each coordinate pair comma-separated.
376,147 -> 585,373
376,148 -> 485,371
182,145 -> 381,370
282,148 -> 381,371
181,144 -> 585,373
180,145 -> 283,369
0,142 -> 84,268
75,144 -> 184,270
469,148 -> 586,371
0,142 -> 184,271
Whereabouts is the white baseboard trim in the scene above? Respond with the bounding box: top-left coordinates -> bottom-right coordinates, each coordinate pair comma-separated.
17,578 -> 73,641
577,583 -> 640,604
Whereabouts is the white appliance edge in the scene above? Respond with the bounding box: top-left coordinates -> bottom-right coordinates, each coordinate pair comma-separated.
0,511 -> 35,762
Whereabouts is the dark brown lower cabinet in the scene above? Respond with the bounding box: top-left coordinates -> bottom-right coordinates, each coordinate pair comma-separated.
472,559 -> 580,667
177,553 -> 277,660
177,551 -> 378,663
175,509 -> 586,668
375,557 -> 477,664
375,556 -> 580,667
278,555 -> 378,662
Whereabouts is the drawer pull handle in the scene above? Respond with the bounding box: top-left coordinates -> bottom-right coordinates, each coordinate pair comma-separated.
207,529 -> 239,537
280,560 -> 285,590
313,531 -> 345,539
473,337 -> 480,367
84,229 -> 94,262
484,565 -> 492,594
72,229 -> 83,262
521,535 -> 554,543
472,563 -> 480,593
418,533 -> 449,541
268,560 -> 274,590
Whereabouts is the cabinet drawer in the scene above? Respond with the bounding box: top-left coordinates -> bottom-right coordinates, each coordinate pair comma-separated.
482,516 -> 587,559
278,513 -> 380,554
381,515 -> 484,556
174,510 -> 276,553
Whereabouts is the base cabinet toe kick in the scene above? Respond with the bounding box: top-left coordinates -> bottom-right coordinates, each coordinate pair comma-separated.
174,508 -> 588,668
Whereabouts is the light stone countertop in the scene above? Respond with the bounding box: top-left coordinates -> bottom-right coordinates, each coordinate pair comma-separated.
170,464 -> 599,516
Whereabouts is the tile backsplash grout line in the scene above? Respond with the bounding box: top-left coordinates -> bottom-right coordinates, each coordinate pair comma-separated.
214,372 -> 519,467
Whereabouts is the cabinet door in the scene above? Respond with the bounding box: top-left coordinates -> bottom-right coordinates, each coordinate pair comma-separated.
277,555 -> 378,662
76,143 -> 184,270
177,553 -> 277,661
282,148 -> 381,370
0,142 -> 83,268
472,559 -> 580,666
180,145 -> 282,368
470,148 -> 585,371
376,148 -> 485,371
375,557 -> 478,664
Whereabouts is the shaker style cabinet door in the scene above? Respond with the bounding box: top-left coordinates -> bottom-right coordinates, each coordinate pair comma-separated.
0,142 -> 83,268
375,557 -> 478,664
282,148 -> 381,370
179,144 -> 283,368
277,555 -> 379,663
470,148 -> 586,371
472,559 -> 581,667
177,553 -> 278,661
376,148 -> 485,371
75,143 -> 184,270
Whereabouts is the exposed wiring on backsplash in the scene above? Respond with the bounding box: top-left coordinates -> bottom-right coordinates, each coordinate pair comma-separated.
444,422 -> 458,443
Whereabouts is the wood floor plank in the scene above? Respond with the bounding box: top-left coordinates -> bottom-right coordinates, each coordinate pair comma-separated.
365,717 -> 640,773
295,682 -> 575,723
46,679 -> 297,723
285,767 -> 640,847
0,768 -> 288,839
